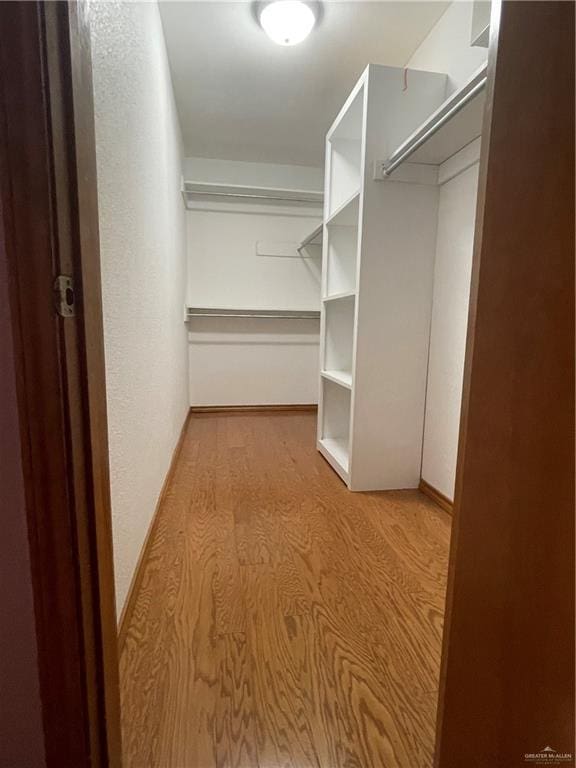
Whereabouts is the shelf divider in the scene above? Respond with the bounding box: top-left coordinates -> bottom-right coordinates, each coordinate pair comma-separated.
326,189 -> 360,227
322,290 -> 356,303
321,370 -> 353,389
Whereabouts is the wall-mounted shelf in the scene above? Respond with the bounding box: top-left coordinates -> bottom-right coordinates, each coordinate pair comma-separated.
186,307 -> 320,321
182,181 -> 323,208
383,63 -> 488,176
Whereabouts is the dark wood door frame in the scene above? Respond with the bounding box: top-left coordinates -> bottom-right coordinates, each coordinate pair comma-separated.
1,1 -> 573,766
0,2 -> 121,766
435,2 -> 575,766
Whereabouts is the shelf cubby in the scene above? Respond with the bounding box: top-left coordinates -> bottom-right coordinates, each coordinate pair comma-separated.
323,294 -> 354,374
327,86 -> 364,217
325,223 -> 358,298
319,378 -> 351,479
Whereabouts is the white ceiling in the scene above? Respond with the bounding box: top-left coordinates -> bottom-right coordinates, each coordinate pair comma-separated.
159,1 -> 449,166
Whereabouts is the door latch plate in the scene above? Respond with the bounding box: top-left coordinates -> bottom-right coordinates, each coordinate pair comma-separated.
54,275 -> 75,317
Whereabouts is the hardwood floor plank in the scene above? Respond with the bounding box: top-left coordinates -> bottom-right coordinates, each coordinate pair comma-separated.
213,632 -> 259,768
120,412 -> 452,768
242,564 -> 320,768
213,425 -> 247,636
155,556 -> 220,767
229,445 -> 280,566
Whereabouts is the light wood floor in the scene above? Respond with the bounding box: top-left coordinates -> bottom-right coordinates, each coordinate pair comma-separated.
120,412 -> 451,768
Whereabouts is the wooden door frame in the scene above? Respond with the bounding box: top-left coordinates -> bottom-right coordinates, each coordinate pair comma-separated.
435,1 -> 575,766
0,2 -> 121,766
1,1 -> 573,766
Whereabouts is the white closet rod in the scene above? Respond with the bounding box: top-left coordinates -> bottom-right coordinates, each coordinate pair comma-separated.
384,67 -> 488,176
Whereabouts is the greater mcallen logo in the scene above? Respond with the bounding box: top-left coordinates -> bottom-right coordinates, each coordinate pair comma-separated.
524,746 -> 573,764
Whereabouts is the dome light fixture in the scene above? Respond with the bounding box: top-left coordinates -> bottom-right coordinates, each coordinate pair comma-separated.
259,1 -> 316,46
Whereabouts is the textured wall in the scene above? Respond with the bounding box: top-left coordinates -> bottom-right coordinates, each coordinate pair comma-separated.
90,1 -> 189,614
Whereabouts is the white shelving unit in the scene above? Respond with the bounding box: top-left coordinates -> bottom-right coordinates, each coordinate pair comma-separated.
317,63 -> 449,490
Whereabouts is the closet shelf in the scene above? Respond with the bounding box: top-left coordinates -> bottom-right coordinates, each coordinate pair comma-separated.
323,290 -> 356,303
321,370 -> 352,389
182,181 -> 323,207
326,190 -> 360,227
384,63 -> 488,175
297,223 -> 323,254
186,307 -> 320,321
318,437 -> 350,476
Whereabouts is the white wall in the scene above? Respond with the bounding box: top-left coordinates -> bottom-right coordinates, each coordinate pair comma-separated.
421,158 -> 479,499
90,1 -> 189,615
187,207 -> 321,311
188,318 -> 320,406
407,1 -> 488,95
186,157 -> 322,406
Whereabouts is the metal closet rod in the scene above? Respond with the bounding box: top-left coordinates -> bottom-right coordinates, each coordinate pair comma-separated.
186,190 -> 322,204
384,71 -> 488,176
186,308 -> 321,320
183,182 -> 323,205
297,223 -> 323,254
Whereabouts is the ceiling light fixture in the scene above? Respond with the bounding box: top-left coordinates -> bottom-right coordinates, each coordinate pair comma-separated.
259,1 -> 316,46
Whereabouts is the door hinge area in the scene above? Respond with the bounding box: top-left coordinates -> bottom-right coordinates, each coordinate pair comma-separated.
54,275 -> 75,317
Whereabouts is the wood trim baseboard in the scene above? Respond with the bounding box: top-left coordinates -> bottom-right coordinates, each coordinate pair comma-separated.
117,410 -> 191,653
190,403 -> 318,414
419,478 -> 453,515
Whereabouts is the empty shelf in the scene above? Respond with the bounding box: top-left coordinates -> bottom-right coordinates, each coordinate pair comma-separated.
326,190 -> 360,227
321,370 -> 352,389
318,437 -> 350,476
385,63 -> 488,174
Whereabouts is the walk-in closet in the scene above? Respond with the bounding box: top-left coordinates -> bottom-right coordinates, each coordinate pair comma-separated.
4,1 -> 573,766
90,0 -> 489,764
